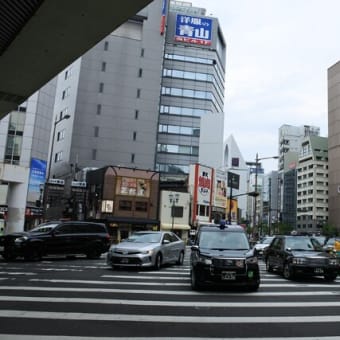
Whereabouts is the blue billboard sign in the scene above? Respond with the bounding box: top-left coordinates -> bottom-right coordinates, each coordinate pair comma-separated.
174,14 -> 212,46
27,158 -> 47,203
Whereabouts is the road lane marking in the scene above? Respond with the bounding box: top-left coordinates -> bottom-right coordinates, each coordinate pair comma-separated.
1,310 -> 340,323
101,275 -> 189,280
0,286 -> 339,296
1,336 -> 340,340
0,272 -> 36,275
27,278 -> 340,289
1,295 -> 340,308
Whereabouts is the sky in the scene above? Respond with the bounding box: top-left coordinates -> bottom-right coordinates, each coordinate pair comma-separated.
191,0 -> 340,171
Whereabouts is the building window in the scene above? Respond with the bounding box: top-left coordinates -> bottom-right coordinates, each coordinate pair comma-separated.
232,158 -> 239,167
160,105 -> 211,117
55,151 -> 63,162
158,124 -> 200,137
133,131 -> 137,140
92,149 -> 97,160
101,62 -> 106,72
163,68 -> 213,82
64,68 -> 72,80
135,201 -> 148,212
104,41 -> 109,50
119,200 -> 132,211
135,110 -> 139,119
173,206 -> 184,218
60,107 -> 68,120
57,129 -> 65,141
141,48 -> 144,57
96,104 -> 102,115
161,86 -> 214,101
5,111 -> 25,165
62,87 -> 70,100
138,68 -> 143,77
131,153 -> 135,163
99,83 -> 104,93
137,89 -> 141,98
157,143 -> 199,156
94,126 -> 99,137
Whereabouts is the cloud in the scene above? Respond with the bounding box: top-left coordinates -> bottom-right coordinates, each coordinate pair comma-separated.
192,0 -> 340,170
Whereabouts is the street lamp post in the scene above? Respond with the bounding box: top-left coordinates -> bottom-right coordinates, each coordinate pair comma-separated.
249,153 -> 278,238
169,192 -> 179,231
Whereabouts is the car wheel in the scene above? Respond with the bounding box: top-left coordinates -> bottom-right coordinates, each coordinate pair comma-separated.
283,263 -> 293,280
86,248 -> 101,259
3,251 -> 16,261
176,251 -> 184,265
154,253 -> 162,270
247,282 -> 260,292
190,268 -> 203,290
24,247 -> 42,261
324,272 -> 338,281
266,259 -> 273,273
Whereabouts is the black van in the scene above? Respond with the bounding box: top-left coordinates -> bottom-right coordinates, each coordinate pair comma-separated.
0,221 -> 111,261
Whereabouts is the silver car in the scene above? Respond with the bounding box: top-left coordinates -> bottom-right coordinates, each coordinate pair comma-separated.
106,231 -> 185,270
254,236 -> 274,257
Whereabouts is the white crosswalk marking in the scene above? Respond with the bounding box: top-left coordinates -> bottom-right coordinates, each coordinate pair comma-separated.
0,257 -> 339,339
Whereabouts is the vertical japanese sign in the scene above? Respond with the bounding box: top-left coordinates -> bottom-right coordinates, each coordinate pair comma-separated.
196,165 -> 213,205
174,14 -> 212,46
27,158 -> 47,203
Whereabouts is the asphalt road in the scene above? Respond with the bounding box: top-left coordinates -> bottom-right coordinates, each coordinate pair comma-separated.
0,249 -> 340,339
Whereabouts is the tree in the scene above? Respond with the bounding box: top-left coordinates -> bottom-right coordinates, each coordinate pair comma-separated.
321,223 -> 339,238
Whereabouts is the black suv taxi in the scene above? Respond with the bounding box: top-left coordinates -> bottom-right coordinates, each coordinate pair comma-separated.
190,222 -> 260,291
0,221 -> 111,261
265,235 -> 339,281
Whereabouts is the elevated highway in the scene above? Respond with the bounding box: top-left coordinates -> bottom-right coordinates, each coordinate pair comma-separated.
0,0 -> 153,118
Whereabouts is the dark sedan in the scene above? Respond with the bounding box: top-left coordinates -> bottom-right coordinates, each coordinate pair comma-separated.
265,235 -> 339,281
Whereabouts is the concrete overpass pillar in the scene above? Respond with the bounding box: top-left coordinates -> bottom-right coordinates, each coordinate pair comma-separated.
6,182 -> 27,233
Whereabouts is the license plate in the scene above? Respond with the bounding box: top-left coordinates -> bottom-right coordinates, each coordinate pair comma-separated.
221,271 -> 236,280
121,258 -> 129,264
314,268 -> 324,274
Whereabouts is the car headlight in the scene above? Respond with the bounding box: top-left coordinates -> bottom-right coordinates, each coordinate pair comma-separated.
198,254 -> 212,265
246,256 -> 258,264
329,258 -> 338,266
141,250 -> 154,255
14,236 -> 28,244
292,257 -> 307,265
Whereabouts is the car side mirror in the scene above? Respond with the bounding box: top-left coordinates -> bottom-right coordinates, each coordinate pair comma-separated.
163,239 -> 170,245
191,245 -> 199,251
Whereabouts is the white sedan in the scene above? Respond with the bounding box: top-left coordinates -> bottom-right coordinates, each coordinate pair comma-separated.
106,231 -> 185,270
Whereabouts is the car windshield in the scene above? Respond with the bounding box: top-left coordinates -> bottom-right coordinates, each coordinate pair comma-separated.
30,224 -> 58,233
259,237 -> 274,244
199,231 -> 249,250
325,238 -> 340,246
286,237 -> 322,251
125,232 -> 161,243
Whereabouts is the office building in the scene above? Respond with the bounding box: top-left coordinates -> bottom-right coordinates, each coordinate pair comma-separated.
278,124 -> 320,228
49,0 -> 226,182
296,135 -> 328,233
0,80 -> 56,232
327,61 -> 340,230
